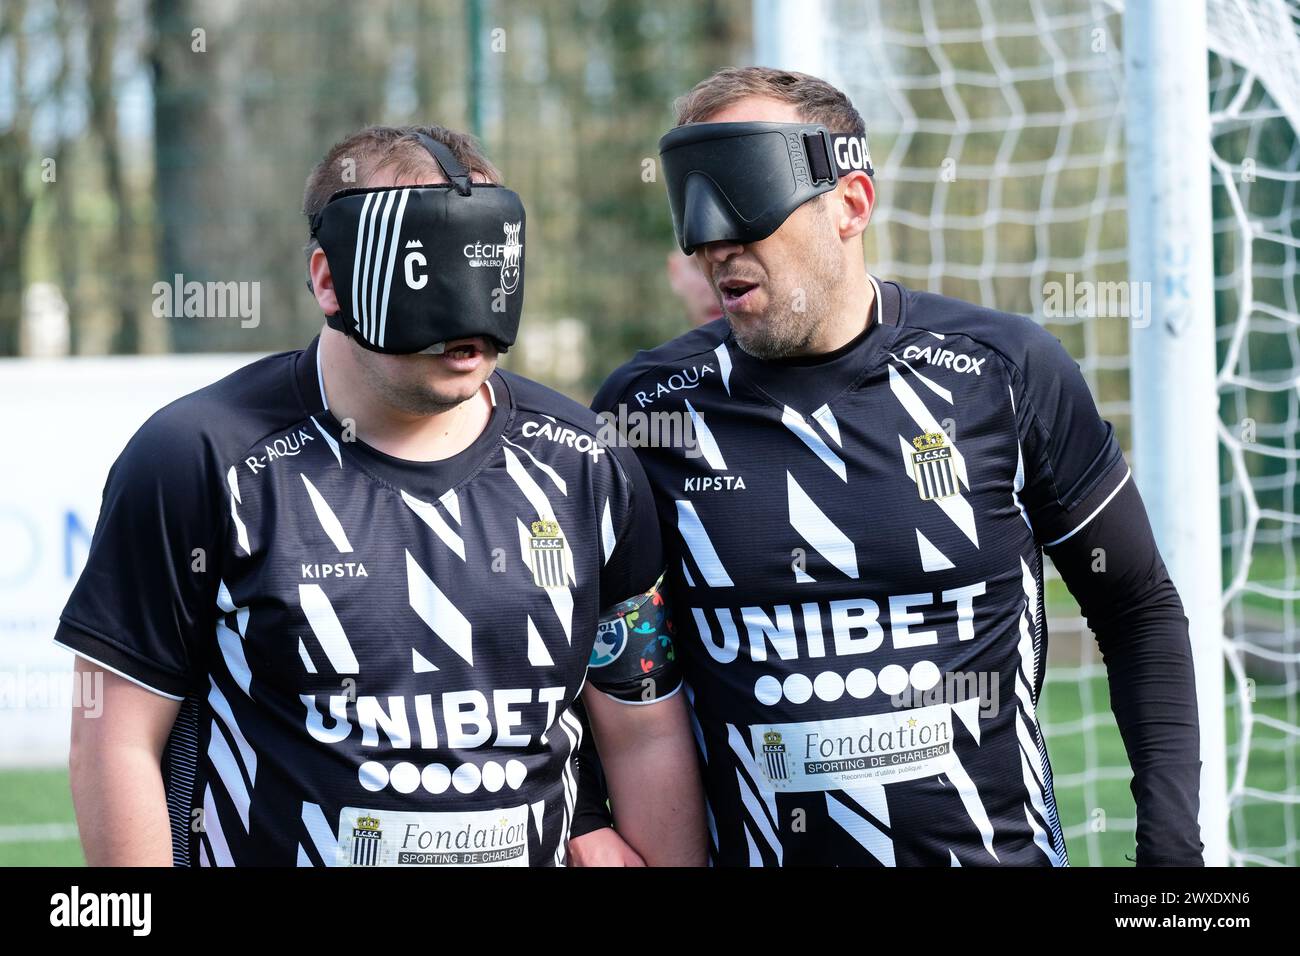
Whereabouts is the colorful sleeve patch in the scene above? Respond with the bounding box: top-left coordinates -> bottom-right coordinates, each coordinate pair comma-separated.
587,575 -> 681,703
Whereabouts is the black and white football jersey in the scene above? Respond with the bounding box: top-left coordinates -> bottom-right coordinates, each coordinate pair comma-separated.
57,336 -> 667,866
594,278 -> 1131,866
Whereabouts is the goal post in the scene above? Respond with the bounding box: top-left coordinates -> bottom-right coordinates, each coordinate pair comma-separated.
752,0 -> 825,74
1123,0 -> 1229,867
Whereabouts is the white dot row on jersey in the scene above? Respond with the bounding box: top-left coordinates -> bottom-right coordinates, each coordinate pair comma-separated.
358,758 -> 529,795
753,659 -> 943,706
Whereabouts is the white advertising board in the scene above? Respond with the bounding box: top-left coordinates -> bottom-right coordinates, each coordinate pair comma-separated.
0,355 -> 258,765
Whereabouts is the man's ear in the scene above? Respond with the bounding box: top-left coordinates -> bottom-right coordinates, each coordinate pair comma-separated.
836,170 -> 875,240
309,246 -> 340,316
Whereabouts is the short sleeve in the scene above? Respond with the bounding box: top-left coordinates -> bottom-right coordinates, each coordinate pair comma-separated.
1013,324 -> 1131,547
54,406 -> 224,699
597,441 -> 665,606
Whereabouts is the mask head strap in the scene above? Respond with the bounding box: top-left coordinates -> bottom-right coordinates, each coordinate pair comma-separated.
306,132 -> 478,293
413,131 -> 473,196
804,130 -> 836,185
815,131 -> 875,180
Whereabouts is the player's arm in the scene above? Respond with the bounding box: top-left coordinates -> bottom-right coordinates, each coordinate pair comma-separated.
581,579 -> 707,867
69,658 -> 180,865
566,701 -> 646,866
54,404 -> 218,866
570,432 -> 706,866
1047,477 -> 1202,866
1012,317 -> 1202,865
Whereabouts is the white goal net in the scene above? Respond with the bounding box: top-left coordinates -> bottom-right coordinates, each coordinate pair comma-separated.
816,0 -> 1300,865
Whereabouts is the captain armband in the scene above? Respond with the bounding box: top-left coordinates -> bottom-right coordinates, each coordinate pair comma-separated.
587,575 -> 682,704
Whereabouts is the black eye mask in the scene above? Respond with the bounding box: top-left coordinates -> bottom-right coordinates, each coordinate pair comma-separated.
308,133 -> 525,354
658,121 -> 873,254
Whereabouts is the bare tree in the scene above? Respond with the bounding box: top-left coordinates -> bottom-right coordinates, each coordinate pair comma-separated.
0,0 -> 33,355
87,0 -> 141,352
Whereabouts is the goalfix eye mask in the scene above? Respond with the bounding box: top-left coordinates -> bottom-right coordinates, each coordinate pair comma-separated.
658,121 -> 874,254
308,132 -> 525,354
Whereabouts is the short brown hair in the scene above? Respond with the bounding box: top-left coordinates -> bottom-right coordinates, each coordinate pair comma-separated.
302,124 -> 502,230
673,66 -> 865,137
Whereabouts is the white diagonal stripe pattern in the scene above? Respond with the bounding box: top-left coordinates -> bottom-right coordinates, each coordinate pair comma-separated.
405,550 -> 474,666
297,638 -> 317,674
310,415 -> 342,467
367,190 -> 397,343
503,436 -> 568,496
377,188 -> 411,348
440,488 -> 461,524
826,790 -> 895,866
504,446 -> 575,586
787,471 -> 859,579
1008,386 -> 1033,532
887,352 -> 954,404
812,403 -> 841,446
675,500 -> 734,587
726,724 -> 783,865
600,498 -> 617,565
943,752 -> 999,861
552,707 -> 582,866
1018,557 -> 1041,692
516,519 -> 573,644
684,399 -> 728,470
298,583 -> 360,673
953,696 -> 982,744
1014,556 -> 1065,864
401,489 -> 466,560
215,618 -> 252,697
351,192 -> 374,340
301,802 -> 338,867
714,342 -> 732,395
916,528 -> 955,572
208,678 -> 257,785
207,719 -> 251,831
202,785 -> 234,867
526,615 -> 554,666
217,579 -> 235,614
530,800 -> 545,844
226,466 -> 250,556
896,432 -> 979,548
782,405 -> 847,481
888,364 -> 967,484
301,474 -> 353,552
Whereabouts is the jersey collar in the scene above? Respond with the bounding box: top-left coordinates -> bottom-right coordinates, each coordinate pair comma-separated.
722,276 -> 902,413
294,334 -> 514,500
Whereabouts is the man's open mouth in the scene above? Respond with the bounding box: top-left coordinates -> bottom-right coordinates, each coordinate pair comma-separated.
441,339 -> 485,359
718,278 -> 760,309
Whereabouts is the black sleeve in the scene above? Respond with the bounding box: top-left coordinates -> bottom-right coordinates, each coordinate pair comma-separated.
1046,475 -> 1203,866
53,405 -> 223,698
1012,322 -> 1130,546
597,441 -> 666,605
569,699 -> 614,837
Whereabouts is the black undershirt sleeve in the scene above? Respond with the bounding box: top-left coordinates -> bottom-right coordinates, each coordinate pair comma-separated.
1045,476 -> 1204,866
569,700 -> 614,838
